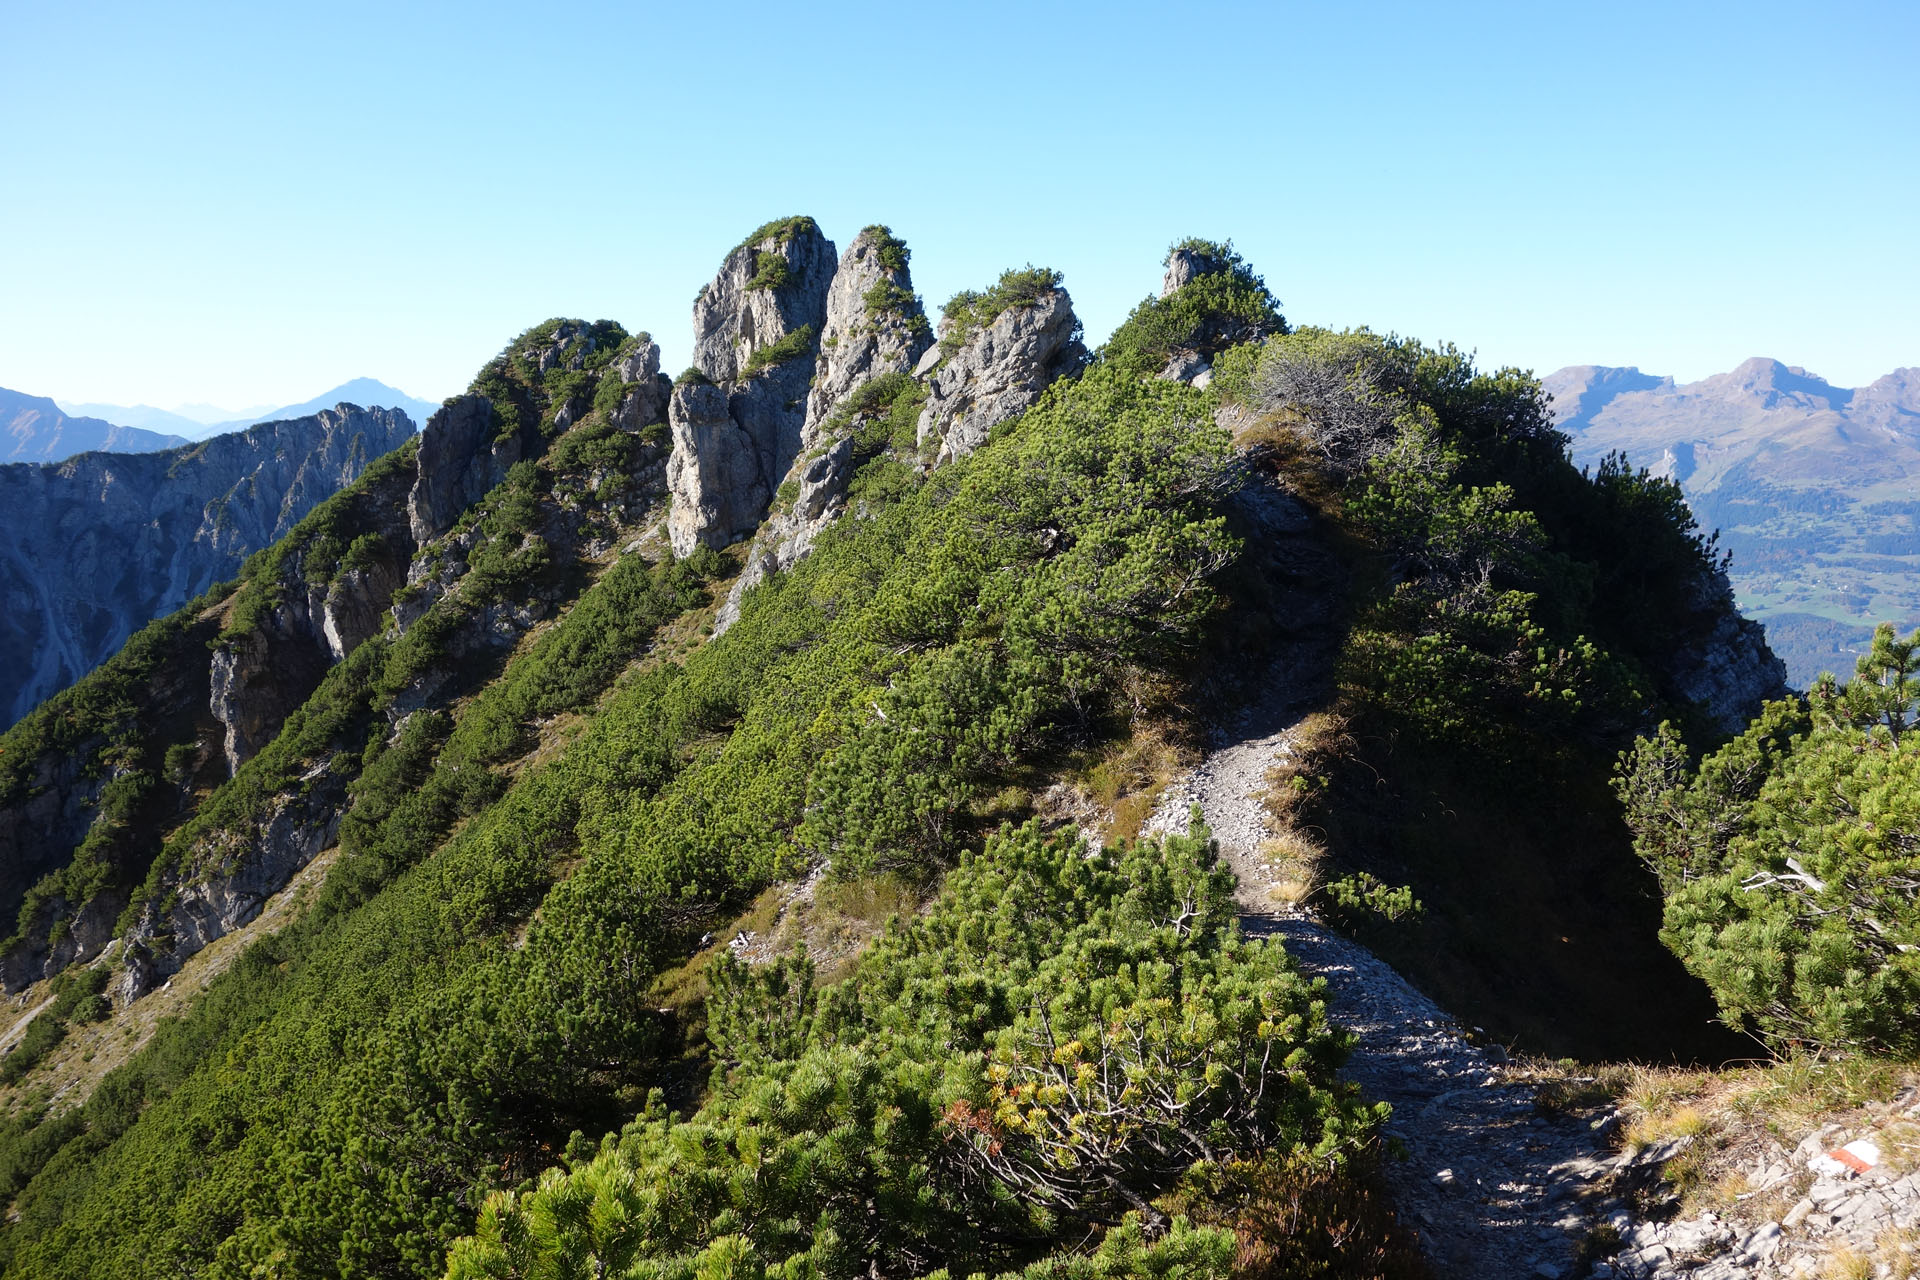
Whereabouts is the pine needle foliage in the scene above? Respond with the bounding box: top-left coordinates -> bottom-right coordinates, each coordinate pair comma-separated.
1618,624 -> 1920,1056
445,820 -> 1382,1280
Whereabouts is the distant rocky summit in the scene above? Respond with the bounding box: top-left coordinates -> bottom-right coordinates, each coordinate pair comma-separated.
1,387 -> 187,462
0,406 -> 415,724
1546,358 -> 1920,686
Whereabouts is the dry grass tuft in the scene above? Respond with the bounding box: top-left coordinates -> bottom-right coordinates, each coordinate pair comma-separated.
1821,1246 -> 1876,1280
1257,830 -> 1325,907
1875,1226 -> 1920,1279
1526,1061 -> 1634,1117
1053,718 -> 1193,846
1260,711 -> 1352,829
1881,1120 -> 1920,1174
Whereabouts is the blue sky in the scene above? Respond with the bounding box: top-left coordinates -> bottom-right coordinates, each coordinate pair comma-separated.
2,0 -> 1915,411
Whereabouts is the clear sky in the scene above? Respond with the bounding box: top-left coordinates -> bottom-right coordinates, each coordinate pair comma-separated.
3,0 -> 1915,411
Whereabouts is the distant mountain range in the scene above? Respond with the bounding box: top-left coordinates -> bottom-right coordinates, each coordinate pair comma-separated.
1545,357 -> 1920,686
0,405 -> 418,725
2,389 -> 189,461
57,378 -> 440,446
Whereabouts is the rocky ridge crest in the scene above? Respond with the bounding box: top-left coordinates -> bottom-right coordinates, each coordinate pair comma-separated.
916,286 -> 1088,465
0,405 -> 416,727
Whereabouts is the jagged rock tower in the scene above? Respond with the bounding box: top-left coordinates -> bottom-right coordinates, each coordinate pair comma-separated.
667,217 -> 836,556
670,217 -> 1091,622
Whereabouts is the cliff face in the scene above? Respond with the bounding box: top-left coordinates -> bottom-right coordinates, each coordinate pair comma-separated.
916,286 -> 1088,464
0,406 -> 416,726
715,226 -> 935,630
667,218 -> 837,556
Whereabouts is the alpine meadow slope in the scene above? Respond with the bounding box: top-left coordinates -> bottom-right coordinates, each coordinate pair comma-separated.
0,222 -> 1795,1279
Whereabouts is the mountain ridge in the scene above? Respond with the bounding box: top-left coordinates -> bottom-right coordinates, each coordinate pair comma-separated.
0,388 -> 188,462
0,406 -> 418,726
0,226 -> 1788,1280
61,378 -> 440,443
1545,356 -> 1920,685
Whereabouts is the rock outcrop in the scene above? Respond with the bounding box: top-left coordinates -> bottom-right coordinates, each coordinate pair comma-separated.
715,228 -> 934,630
209,446 -> 420,772
691,221 -> 837,385
0,405 -> 416,727
408,395 -> 516,543
916,287 -> 1087,464
1661,569 -> 1789,735
803,227 -> 933,433
667,220 -> 836,554
607,335 -> 672,433
1160,244 -> 1226,297
666,380 -> 773,558
209,610 -> 334,774
118,756 -> 353,1000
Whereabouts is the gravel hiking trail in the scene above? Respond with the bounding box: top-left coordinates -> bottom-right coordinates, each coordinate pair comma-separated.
1145,629 -> 1621,1277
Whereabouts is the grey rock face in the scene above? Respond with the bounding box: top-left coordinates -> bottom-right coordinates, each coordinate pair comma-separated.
917,287 -> 1087,463
0,880 -> 124,993
715,437 -> 854,634
666,381 -> 771,557
715,230 -> 934,632
408,395 -> 520,543
208,601 -> 334,774
668,220 -> 838,554
691,222 -> 837,385
0,405 -> 415,727
804,227 -> 933,435
321,561 -> 405,661
119,758 -> 350,999
1161,245 -> 1226,297
1663,570 -> 1789,735
608,336 -> 671,432
208,447 -> 419,773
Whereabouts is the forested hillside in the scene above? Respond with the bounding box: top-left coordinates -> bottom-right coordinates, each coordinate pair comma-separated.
0,223 -> 1791,1278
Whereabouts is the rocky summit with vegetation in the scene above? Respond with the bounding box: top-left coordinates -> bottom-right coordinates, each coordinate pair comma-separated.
0,219 -> 1912,1279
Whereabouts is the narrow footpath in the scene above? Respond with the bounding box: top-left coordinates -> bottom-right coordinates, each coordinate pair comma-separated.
1144,640 -> 1646,1277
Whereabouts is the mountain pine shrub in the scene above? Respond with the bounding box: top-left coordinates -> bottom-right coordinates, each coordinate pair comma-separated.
1618,624 -> 1920,1055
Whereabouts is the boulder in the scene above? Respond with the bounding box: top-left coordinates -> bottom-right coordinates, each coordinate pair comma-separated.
917,287 -> 1087,463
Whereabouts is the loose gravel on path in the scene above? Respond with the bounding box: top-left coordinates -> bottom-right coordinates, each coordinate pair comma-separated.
1146,654 -> 1621,1277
